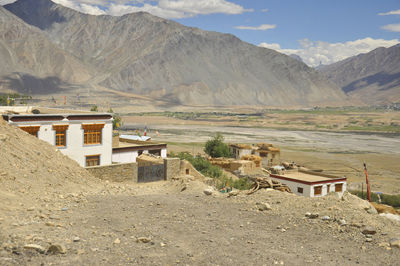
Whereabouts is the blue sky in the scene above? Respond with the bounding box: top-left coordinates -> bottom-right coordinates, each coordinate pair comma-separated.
1,0 -> 399,66
176,0 -> 399,48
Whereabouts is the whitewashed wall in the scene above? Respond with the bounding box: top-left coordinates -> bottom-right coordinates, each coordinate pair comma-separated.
112,147 -> 167,164
161,148 -> 167,158
271,177 -> 347,197
112,150 -> 139,163
10,119 -> 113,167
271,177 -> 312,196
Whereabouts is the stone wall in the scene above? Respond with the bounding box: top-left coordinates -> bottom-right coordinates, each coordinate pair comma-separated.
86,162 -> 138,182
87,158 -> 183,183
180,160 -> 205,181
164,158 -> 180,181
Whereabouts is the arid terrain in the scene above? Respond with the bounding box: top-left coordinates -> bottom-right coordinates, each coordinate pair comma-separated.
122,110 -> 400,194
1,108 -> 400,265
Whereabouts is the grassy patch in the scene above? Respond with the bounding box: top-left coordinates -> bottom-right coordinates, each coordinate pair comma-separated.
350,190 -> 400,208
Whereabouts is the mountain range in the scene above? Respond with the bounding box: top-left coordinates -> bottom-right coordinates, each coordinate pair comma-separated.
1,0 -> 397,107
319,44 -> 400,105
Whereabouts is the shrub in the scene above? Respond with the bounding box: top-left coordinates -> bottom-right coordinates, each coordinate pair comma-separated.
108,108 -> 122,130
90,105 -> 98,112
204,133 -> 232,158
350,190 -> 400,208
169,151 -> 251,190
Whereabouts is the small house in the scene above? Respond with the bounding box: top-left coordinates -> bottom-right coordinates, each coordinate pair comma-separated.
230,142 -> 281,167
229,144 -> 253,159
112,136 -> 167,164
270,169 -> 347,197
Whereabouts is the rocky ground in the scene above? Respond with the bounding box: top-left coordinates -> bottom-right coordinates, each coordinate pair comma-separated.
1,118 -> 400,265
1,179 -> 400,265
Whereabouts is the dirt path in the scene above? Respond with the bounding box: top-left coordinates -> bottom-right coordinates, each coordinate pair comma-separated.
2,181 -> 399,266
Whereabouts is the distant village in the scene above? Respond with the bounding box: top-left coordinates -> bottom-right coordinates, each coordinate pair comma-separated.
1,105 -> 347,198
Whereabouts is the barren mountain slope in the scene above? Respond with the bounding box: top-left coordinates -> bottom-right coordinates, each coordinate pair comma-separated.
0,6 -> 92,95
319,44 -> 400,105
5,0 -> 346,106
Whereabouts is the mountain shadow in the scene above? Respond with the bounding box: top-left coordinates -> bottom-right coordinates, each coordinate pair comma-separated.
343,72 -> 400,93
0,73 -> 70,95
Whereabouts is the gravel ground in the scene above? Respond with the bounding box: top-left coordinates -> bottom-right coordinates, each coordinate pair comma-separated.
1,179 -> 399,266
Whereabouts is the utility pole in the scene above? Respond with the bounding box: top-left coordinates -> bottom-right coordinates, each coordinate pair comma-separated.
363,162 -> 371,202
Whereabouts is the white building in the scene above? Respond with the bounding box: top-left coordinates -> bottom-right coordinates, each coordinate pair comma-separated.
1,106 -> 113,167
270,169 -> 347,197
112,136 -> 167,164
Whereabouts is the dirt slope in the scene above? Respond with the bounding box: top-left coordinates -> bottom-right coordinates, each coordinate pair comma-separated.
0,118 -> 100,212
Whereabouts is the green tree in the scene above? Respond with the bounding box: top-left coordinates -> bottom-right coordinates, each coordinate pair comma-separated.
90,105 -> 98,112
108,108 -> 122,130
204,133 -> 232,158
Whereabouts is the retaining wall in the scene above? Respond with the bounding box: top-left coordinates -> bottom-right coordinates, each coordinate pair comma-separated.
86,162 -> 138,182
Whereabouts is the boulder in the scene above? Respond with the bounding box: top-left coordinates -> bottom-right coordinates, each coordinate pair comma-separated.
47,244 -> 66,254
361,226 -> 377,235
203,188 -> 213,196
24,244 -> 46,254
256,202 -> 272,211
390,238 -> 400,248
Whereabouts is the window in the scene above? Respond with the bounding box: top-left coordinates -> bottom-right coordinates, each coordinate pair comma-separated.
149,149 -> 161,156
314,186 -> 322,196
82,124 -> 104,145
53,125 -> 68,147
19,126 -> 40,137
335,183 -> 343,192
86,155 -> 100,167
297,187 -> 303,194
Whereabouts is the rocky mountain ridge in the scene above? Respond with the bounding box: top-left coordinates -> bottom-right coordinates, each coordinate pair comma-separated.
0,6 -> 92,95
319,44 -> 400,105
1,0 -> 347,107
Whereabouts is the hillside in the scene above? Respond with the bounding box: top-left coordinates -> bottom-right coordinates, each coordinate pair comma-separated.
319,44 -> 400,105
2,0 -> 347,107
0,6 -> 92,95
0,117 -> 100,208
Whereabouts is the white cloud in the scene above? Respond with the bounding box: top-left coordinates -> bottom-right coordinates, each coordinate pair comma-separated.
378,9 -> 400,16
382,23 -> 400,32
108,3 -> 186,18
108,0 -> 252,18
0,0 -> 17,4
1,0 -> 251,19
158,0 -> 252,16
235,24 -> 276,31
261,8 -> 268,12
259,37 -> 400,67
52,0 -> 106,15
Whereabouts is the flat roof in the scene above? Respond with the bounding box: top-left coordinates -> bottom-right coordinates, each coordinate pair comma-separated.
113,140 -> 167,152
0,106 -> 109,116
271,170 -> 346,185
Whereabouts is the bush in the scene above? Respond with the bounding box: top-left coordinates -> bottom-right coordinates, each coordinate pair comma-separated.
169,151 -> 252,190
108,108 -> 122,130
204,133 -> 232,158
232,178 -> 254,190
350,190 -> 400,208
